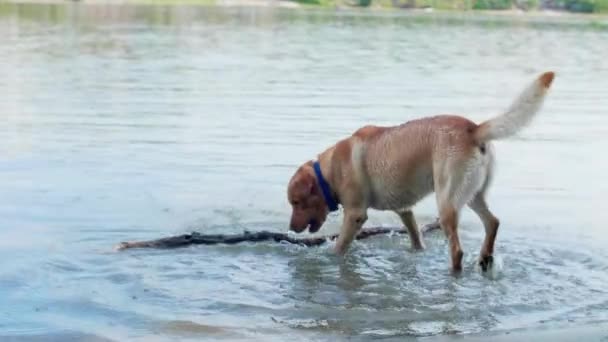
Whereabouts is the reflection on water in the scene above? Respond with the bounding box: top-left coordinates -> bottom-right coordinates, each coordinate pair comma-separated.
1,3 -> 608,341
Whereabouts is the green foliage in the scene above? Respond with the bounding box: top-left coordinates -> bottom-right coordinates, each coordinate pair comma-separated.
596,0 -> 608,11
290,0 -> 341,6
473,0 -> 511,9
356,0 -> 373,6
416,0 -> 472,9
564,0 -> 594,12
549,0 -> 608,12
291,0 -> 321,4
514,0 -> 538,10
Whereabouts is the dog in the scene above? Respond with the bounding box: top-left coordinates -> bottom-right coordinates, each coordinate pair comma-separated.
286,71 -> 555,272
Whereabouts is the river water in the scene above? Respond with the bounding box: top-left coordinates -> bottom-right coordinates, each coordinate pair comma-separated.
1,4 -> 607,341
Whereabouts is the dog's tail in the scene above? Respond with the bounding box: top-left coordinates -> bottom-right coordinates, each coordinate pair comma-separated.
475,71 -> 555,143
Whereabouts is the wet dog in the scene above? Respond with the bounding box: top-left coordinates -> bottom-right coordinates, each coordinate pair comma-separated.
287,72 -> 555,271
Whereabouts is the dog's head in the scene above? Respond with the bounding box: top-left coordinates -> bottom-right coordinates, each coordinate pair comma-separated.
287,163 -> 329,233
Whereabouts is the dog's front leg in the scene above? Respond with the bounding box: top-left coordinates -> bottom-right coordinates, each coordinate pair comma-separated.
335,208 -> 368,255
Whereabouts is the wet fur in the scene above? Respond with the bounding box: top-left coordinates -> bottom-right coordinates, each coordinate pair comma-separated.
287,72 -> 555,271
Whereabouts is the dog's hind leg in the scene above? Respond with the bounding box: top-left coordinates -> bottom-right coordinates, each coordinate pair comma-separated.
437,202 -> 463,272
435,156 -> 486,272
434,170 -> 464,272
468,193 -> 500,272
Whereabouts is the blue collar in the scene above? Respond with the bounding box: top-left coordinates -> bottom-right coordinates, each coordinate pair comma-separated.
313,161 -> 339,212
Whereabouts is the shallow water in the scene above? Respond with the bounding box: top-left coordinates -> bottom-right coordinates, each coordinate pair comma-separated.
1,4 -> 608,341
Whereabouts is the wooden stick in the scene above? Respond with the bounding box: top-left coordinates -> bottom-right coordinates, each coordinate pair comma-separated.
115,220 -> 441,251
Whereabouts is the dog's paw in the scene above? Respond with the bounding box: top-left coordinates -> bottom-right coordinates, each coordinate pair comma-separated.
479,255 -> 494,272
449,250 -> 464,274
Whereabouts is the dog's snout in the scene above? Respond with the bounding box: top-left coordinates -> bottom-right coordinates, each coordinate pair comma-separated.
290,215 -> 307,233
289,217 -> 300,231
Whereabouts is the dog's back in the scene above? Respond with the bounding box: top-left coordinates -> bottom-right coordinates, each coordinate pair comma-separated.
290,72 -> 555,269
356,115 -> 486,211
349,71 -> 554,214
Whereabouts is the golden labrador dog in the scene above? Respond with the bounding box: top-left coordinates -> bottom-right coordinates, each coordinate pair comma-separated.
287,71 -> 555,272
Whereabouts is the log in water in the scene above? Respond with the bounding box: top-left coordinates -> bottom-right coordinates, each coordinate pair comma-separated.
115,221 -> 441,251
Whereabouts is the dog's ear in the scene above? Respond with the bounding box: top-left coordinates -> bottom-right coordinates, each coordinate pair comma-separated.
293,170 -> 315,196
301,172 -> 316,195
307,172 -> 320,195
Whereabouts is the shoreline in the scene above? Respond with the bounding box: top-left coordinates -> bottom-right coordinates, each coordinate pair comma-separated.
3,0 -> 608,18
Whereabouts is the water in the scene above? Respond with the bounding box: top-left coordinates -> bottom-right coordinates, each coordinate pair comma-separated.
1,4 -> 608,340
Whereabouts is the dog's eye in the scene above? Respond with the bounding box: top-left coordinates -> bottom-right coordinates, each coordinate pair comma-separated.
293,201 -> 299,206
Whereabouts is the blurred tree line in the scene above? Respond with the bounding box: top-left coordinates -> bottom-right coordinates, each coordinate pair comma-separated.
336,0 -> 608,12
